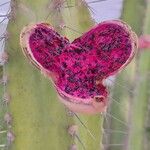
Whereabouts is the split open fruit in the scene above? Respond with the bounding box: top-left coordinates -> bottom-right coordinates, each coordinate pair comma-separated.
20,20 -> 137,114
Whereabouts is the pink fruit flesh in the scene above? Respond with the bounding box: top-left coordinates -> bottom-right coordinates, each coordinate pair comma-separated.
28,21 -> 136,103
29,23 -> 70,74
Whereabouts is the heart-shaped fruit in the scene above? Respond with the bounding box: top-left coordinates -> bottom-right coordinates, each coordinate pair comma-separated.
20,20 -> 137,114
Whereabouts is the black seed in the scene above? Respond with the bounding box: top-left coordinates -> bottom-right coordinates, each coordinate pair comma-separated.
65,86 -> 72,93
89,34 -> 95,40
56,48 -> 62,55
66,70 -> 73,75
62,62 -> 67,68
86,44 -> 93,50
75,48 -> 83,54
73,61 -> 81,68
81,95 -> 86,98
96,49 -> 101,56
101,43 -> 110,51
41,28 -> 49,34
88,77 -> 94,84
45,39 -> 52,47
99,30 -> 109,36
60,43 -> 64,48
74,85 -> 79,91
89,88 -> 95,92
67,76 -> 75,83
91,68 -> 97,74
61,73 -> 65,77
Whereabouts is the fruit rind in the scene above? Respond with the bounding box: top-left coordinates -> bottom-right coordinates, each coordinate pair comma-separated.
20,20 -> 137,114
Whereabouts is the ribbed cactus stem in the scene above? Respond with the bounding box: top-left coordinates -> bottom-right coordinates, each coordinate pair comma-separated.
1,0 -> 140,150
2,0 -> 106,150
128,1 -> 150,150
106,0 -> 148,150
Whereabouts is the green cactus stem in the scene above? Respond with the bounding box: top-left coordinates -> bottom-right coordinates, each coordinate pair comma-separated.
3,0 -> 103,150
105,0 -> 149,150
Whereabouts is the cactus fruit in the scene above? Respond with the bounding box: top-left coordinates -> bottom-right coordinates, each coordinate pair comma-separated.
20,20 -> 137,114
